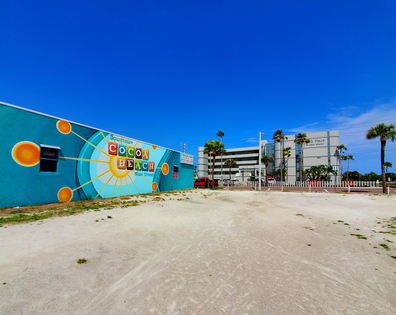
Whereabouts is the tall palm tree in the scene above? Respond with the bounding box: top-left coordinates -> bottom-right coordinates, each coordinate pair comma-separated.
204,140 -> 225,188
384,161 -> 392,173
294,133 -> 310,182
283,147 -> 291,183
336,144 -> 347,184
366,123 -> 396,193
224,158 -> 237,181
273,129 -> 288,183
217,130 -> 225,180
346,154 -> 354,182
261,154 -> 275,186
340,155 -> 347,180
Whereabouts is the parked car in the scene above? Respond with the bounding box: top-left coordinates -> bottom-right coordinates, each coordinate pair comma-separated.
267,177 -> 276,184
309,180 -> 320,187
194,177 -> 218,188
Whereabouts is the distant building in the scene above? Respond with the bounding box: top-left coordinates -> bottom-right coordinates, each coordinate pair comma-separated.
198,130 -> 340,183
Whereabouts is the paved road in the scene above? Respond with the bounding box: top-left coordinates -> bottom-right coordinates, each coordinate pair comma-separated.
219,185 -> 396,194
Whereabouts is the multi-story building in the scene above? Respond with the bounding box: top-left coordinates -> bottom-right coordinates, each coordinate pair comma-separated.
198,130 -> 340,183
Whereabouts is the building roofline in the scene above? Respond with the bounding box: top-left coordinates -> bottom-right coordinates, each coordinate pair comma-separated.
1,100 -> 184,154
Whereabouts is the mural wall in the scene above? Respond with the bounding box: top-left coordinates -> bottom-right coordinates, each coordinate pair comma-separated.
0,102 -> 194,208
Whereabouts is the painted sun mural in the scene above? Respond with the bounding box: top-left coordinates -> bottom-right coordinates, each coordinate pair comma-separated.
12,120 -> 171,203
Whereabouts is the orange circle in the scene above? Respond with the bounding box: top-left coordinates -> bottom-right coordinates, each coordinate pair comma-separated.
161,163 -> 169,175
152,145 -> 157,150
12,141 -> 40,166
152,182 -> 158,191
57,120 -> 71,134
58,187 -> 73,202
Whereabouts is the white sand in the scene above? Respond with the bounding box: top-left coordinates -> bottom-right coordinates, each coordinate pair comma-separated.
0,190 -> 395,314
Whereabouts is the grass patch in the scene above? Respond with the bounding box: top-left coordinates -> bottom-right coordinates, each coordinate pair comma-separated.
350,233 -> 367,240
296,213 -> 304,217
379,243 -> 391,251
77,258 -> 87,264
337,220 -> 344,223
0,189 -> 195,225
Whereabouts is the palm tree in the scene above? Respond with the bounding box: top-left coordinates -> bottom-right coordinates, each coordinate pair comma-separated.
341,155 -> 349,181
366,123 -> 396,193
320,165 -> 337,181
303,166 -> 319,180
273,129 -> 288,183
384,161 -> 392,173
294,133 -> 310,182
336,144 -> 347,184
217,130 -> 225,180
283,147 -> 291,183
346,154 -> 354,182
224,158 -> 237,182
261,154 -> 275,186
204,140 -> 225,188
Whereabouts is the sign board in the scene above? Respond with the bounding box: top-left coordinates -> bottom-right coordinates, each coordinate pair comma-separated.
306,138 -> 328,147
181,153 -> 194,165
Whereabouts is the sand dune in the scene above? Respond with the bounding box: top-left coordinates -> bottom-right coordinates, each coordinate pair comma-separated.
1,190 -> 395,314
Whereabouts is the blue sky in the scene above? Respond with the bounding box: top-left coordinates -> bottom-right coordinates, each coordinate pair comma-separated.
1,0 -> 396,174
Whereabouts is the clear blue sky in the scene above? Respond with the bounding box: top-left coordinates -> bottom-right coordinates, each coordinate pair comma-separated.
1,0 -> 396,174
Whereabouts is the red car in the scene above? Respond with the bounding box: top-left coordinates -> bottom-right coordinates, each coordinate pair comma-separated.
194,177 -> 218,188
343,181 -> 355,187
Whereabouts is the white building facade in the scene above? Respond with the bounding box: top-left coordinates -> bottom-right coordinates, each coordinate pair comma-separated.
198,130 -> 340,184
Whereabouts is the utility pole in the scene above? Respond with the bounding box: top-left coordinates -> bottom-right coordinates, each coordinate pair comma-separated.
180,142 -> 187,153
258,132 -> 264,191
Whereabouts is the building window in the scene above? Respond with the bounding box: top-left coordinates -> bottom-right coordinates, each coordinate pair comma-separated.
40,145 -> 60,173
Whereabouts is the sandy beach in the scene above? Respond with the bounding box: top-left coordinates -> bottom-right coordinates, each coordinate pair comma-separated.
1,190 -> 395,314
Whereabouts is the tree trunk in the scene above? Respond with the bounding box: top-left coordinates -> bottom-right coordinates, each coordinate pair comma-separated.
286,156 -> 289,183
341,158 -> 344,181
212,152 -> 215,189
265,162 -> 268,186
221,154 -> 223,180
300,146 -> 303,182
339,155 -> 341,185
346,158 -> 350,182
280,140 -> 283,183
229,166 -> 231,181
381,137 -> 386,193
220,137 -> 223,180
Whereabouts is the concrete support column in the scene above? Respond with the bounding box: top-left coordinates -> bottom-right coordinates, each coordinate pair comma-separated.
198,147 -> 208,178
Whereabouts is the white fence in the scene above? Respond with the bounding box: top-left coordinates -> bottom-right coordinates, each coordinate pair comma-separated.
262,181 -> 379,187
219,181 -> 380,188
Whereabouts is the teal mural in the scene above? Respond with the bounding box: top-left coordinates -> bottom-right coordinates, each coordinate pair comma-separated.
0,102 -> 194,208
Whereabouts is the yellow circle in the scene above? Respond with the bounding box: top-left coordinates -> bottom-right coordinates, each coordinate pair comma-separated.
12,141 -> 40,166
161,163 -> 169,175
152,145 -> 157,150
109,156 -> 129,178
57,120 -> 71,134
152,182 -> 158,191
58,187 -> 73,202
